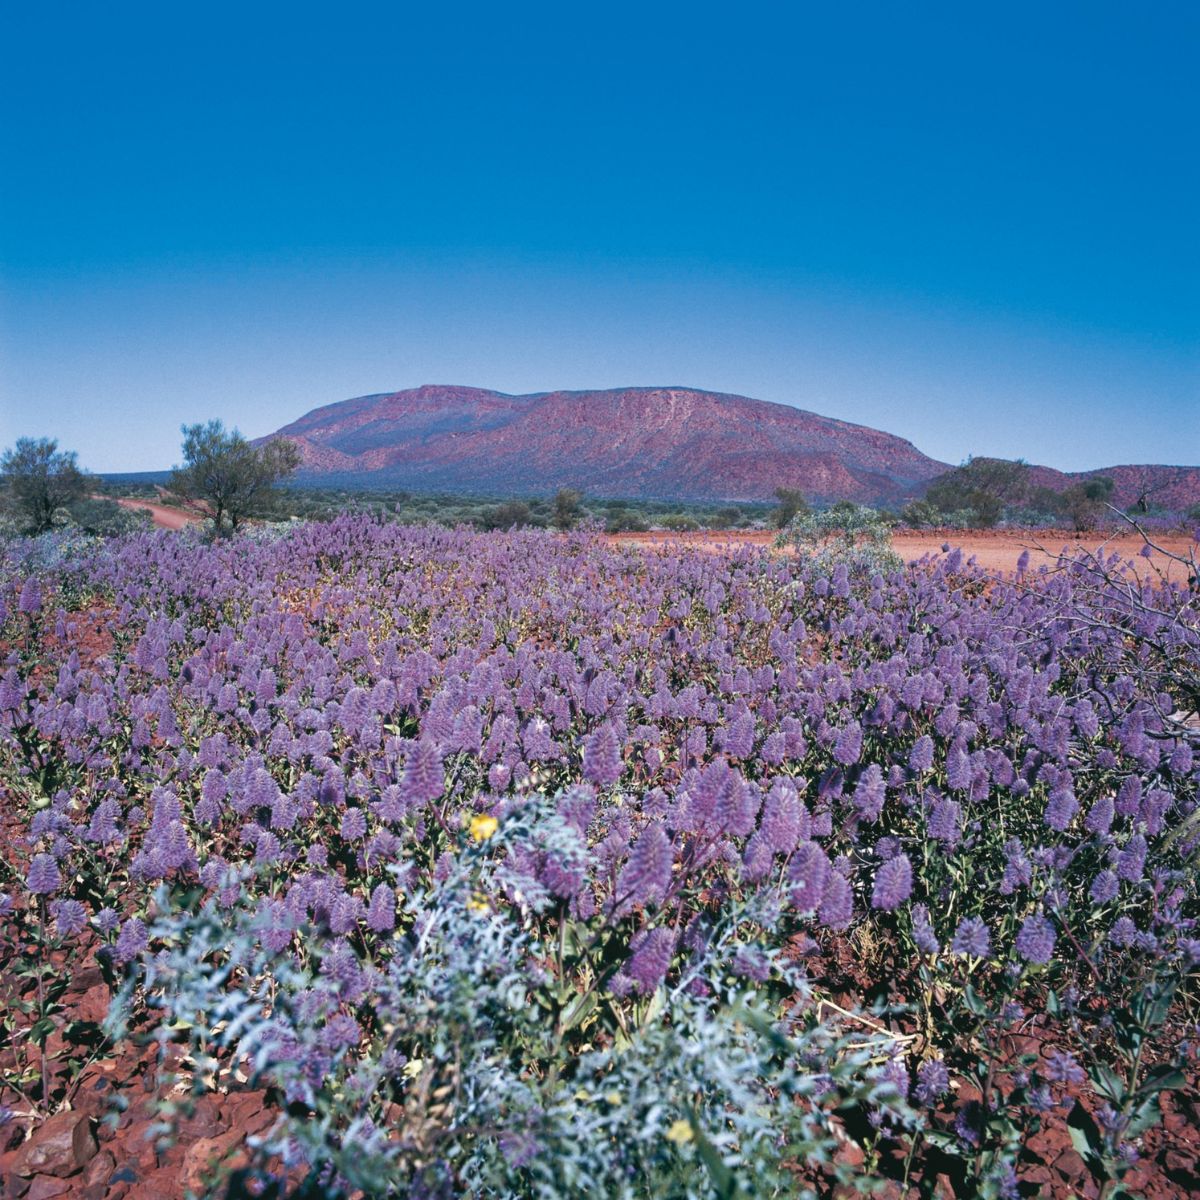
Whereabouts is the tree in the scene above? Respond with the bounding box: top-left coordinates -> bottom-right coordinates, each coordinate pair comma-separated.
551,488 -> 583,531
481,501 -> 533,531
0,437 -> 89,534
708,506 -> 743,530
773,487 -> 809,529
1059,475 -> 1114,531
774,502 -> 901,577
924,457 -> 1030,528
169,421 -> 301,536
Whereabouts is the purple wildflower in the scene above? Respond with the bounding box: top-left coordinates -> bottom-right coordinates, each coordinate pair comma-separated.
1089,869 -> 1120,905
400,740 -> 444,805
1109,916 -> 1138,947
1045,1051 -> 1085,1086
871,853 -> 912,911
17,577 -> 41,615
51,899 -> 88,936
1115,834 -> 1147,883
366,884 -> 396,932
911,904 -> 939,954
788,841 -> 832,913
833,720 -> 863,766
1084,795 -> 1114,836
340,807 -> 368,841
908,735 -> 935,774
951,917 -> 991,958
818,871 -> 854,930
720,712 -> 756,760
1044,787 -> 1078,832
914,1058 -> 950,1106
26,854 -> 61,895
1015,913 -> 1056,965
853,763 -> 886,822
583,723 -> 623,788
614,926 -> 676,996
616,822 -> 673,912
114,917 -> 148,963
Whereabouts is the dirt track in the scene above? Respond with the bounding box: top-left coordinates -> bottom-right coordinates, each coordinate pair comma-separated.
108,496 -> 197,530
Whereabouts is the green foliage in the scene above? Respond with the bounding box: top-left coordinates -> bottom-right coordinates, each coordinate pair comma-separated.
924,457 -> 1030,528
660,514 -> 701,532
168,420 -> 301,536
551,488 -> 584,531
606,507 -> 650,533
110,800 -> 910,1200
776,502 -> 901,576
708,506 -> 744,531
0,437 -> 90,535
772,487 -> 809,529
899,499 -> 940,528
65,496 -> 154,537
481,500 -> 535,530
1058,475 -> 1114,531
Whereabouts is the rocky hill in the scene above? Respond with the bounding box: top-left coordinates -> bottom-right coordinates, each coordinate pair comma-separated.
266,385 -> 950,504
263,384 -> 1199,510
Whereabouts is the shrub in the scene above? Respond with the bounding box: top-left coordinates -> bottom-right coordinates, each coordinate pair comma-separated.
776,502 -> 902,576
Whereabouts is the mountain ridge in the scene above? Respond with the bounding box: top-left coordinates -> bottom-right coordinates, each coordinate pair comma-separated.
260,384 -> 1200,509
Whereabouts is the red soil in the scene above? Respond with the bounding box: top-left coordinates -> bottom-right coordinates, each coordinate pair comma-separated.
608,528 -> 1197,583
109,498 -> 197,531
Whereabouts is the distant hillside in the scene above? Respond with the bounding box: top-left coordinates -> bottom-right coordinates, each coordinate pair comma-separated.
1023,463 -> 1200,515
263,385 -> 952,504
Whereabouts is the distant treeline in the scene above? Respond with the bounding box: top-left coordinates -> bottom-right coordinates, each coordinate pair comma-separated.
94,469 -> 1200,536
98,477 -> 777,533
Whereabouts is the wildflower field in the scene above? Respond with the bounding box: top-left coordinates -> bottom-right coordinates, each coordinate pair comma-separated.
1,516 -> 1198,1199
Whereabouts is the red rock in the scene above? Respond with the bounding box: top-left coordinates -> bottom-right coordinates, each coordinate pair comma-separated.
1055,1149 -> 1088,1180
11,1113 -> 96,1179
66,967 -> 104,995
75,985 -> 110,1026
181,1130 -> 245,1196
0,1170 -> 31,1199
25,1179 -> 69,1200
177,1096 -> 223,1140
135,1165 -> 181,1200
81,1150 -> 114,1189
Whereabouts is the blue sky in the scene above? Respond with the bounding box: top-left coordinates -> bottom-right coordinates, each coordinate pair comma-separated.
1,1 -> 1196,473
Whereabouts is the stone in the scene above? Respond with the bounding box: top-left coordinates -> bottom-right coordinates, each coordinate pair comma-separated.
0,1170 -> 31,1199
136,1166 -> 181,1200
25,1179 -> 69,1200
177,1095 -> 223,1140
181,1130 -> 245,1197
1055,1149 -> 1088,1180
81,1150 -> 114,1189
76,986 -> 111,1026
11,1113 -> 96,1179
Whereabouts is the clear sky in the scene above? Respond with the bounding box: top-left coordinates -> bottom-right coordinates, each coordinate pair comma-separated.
1,1 -> 1196,473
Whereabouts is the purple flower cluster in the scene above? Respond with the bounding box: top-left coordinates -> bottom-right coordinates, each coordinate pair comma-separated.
1,513 -> 1196,1176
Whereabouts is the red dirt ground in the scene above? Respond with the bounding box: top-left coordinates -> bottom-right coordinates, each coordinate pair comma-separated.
109,499 -> 196,531
608,528 -> 1197,583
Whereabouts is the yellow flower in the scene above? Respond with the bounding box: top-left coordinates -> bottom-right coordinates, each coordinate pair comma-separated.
470,813 -> 499,842
665,1119 -> 694,1145
605,1090 -> 622,1106
466,893 -> 489,914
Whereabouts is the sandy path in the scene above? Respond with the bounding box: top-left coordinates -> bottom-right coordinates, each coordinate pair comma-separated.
102,496 -> 199,531
607,528 -> 1196,582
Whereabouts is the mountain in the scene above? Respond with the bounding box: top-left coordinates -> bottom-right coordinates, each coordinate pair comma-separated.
1024,464 -> 1200,516
265,385 -> 950,504
262,384 -> 1200,509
